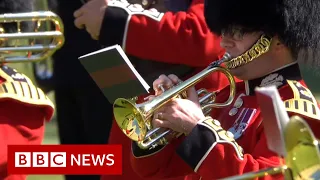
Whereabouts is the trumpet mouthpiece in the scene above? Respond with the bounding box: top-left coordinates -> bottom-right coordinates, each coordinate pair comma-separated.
222,53 -> 232,62
209,53 -> 232,67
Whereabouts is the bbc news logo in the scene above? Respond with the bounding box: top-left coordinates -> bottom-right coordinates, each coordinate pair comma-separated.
7,145 -> 122,175
14,152 -> 115,167
15,152 -> 67,167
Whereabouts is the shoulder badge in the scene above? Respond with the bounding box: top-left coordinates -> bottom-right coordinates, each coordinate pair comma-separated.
108,0 -> 164,21
0,81 -> 54,108
0,66 -> 54,109
284,80 -> 320,120
0,66 -> 33,84
260,73 -> 284,88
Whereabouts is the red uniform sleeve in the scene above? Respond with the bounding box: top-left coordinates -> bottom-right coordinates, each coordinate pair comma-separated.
0,100 -> 52,179
130,137 -> 193,178
130,117 -> 283,179
175,117 -> 283,180
99,0 -> 225,67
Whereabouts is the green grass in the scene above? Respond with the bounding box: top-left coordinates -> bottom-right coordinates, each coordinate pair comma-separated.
27,175 -> 64,180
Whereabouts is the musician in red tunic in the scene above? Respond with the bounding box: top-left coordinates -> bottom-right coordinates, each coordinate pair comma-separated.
0,0 -> 55,179
74,1 -> 233,180
129,0 -> 320,179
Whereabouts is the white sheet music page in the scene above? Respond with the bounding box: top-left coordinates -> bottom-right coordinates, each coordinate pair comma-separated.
255,86 -> 290,157
116,45 -> 150,93
79,44 -> 150,93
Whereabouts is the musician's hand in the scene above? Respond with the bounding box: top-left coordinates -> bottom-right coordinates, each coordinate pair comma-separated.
153,74 -> 182,95
74,0 -> 108,40
152,74 -> 205,135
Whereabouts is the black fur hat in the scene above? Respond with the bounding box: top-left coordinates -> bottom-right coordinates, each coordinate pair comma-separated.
0,0 -> 35,32
0,0 -> 34,13
204,0 -> 320,57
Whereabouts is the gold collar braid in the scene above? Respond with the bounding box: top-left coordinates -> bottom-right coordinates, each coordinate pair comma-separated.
225,35 -> 272,69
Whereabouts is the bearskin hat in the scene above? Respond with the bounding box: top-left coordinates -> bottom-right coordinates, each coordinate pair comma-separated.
204,0 -> 320,65
0,0 -> 34,13
0,0 -> 35,32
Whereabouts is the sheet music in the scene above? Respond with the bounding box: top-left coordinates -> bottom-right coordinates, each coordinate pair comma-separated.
79,44 -> 150,93
255,86 -> 290,157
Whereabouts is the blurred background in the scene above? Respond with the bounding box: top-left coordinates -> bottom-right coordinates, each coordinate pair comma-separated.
8,0 -> 62,179
6,0 -> 318,180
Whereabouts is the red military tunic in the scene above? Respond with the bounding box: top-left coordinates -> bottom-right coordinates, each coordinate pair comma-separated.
0,66 -> 54,180
99,0 -> 224,68
99,0 -> 234,180
106,71 -> 233,180
130,62 -> 320,180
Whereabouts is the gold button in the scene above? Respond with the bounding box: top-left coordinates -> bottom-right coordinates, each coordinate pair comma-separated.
229,108 -> 238,116
142,0 -> 148,6
213,119 -> 221,126
234,98 -> 243,108
226,131 -> 234,138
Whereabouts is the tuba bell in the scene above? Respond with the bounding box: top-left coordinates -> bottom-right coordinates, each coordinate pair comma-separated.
113,53 -> 237,149
220,115 -> 320,180
0,11 -> 64,63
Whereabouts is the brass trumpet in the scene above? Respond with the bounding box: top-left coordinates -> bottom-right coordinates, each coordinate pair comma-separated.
0,11 -> 64,63
113,53 -> 236,149
220,115 -> 320,180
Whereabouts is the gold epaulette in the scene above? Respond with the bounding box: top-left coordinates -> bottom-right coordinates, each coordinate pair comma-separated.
0,65 -> 33,84
0,66 -> 54,108
0,81 -> 54,108
284,80 -> 320,120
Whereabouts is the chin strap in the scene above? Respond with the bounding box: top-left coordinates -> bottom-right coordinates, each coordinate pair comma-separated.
225,35 -> 272,69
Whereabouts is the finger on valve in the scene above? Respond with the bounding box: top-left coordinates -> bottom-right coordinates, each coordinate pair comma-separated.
153,75 -> 173,95
143,95 -> 156,101
167,74 -> 182,85
187,86 -> 201,105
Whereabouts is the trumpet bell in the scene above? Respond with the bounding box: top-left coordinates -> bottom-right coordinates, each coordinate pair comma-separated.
114,98 -> 147,142
284,116 -> 320,179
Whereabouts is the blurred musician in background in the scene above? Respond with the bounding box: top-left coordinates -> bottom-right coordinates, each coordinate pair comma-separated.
45,0 -> 116,180
73,0 -> 237,180
46,1 -> 113,180
0,0 -> 56,179
129,0 -> 320,179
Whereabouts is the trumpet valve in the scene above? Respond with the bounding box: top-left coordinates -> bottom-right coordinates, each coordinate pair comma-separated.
198,90 -> 217,105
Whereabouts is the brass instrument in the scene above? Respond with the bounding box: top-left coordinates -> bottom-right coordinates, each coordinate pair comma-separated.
113,53 -> 236,149
220,115 -> 320,180
0,11 -> 64,63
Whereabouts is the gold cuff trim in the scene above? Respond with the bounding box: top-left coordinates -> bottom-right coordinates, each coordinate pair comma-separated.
198,116 -> 216,124
198,117 -> 244,160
